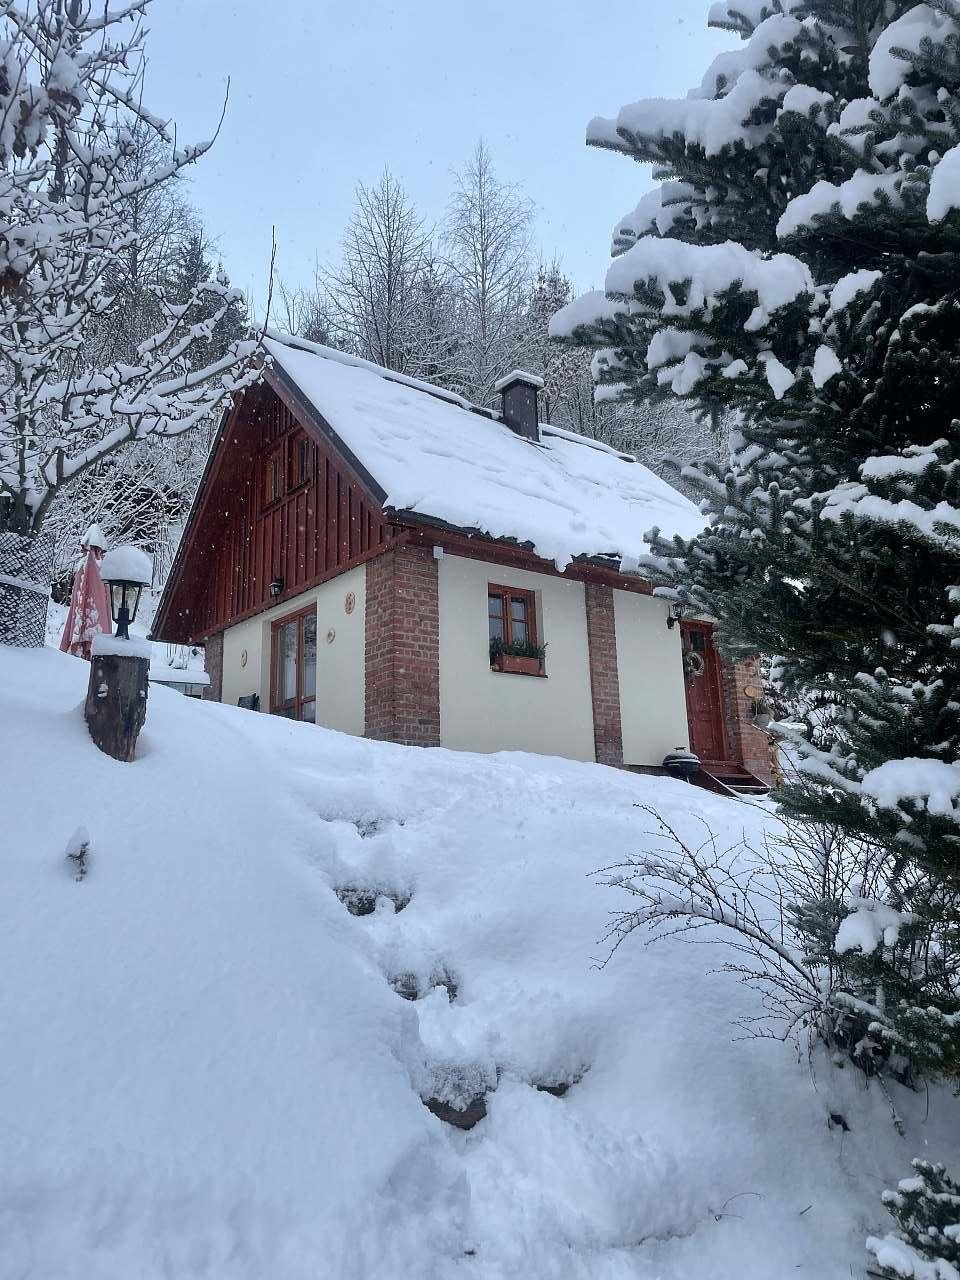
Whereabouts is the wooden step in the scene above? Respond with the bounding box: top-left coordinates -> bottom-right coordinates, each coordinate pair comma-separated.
693,763 -> 769,799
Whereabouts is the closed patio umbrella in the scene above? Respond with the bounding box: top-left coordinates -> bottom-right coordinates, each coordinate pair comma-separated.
60,537 -> 112,659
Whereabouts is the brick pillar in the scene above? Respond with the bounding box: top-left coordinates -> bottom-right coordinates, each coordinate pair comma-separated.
584,582 -> 624,767
202,631 -> 223,703
365,546 -> 441,747
720,655 -> 774,784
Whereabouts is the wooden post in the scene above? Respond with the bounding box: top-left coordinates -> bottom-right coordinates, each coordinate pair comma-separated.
84,652 -> 150,762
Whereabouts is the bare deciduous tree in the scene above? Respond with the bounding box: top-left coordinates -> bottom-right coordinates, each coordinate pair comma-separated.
443,140 -> 534,405
324,170 -> 433,374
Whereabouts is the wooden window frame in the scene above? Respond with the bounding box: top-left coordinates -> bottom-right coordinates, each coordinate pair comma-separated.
488,583 -> 543,676
288,431 -> 313,494
270,603 -> 318,720
261,441 -> 285,511
261,432 -> 314,513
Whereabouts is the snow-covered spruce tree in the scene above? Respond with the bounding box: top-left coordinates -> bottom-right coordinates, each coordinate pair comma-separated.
868,1159 -> 960,1278
0,1 -> 258,646
551,2 -> 960,1078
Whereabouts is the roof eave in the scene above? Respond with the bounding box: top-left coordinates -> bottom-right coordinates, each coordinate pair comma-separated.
150,393 -> 240,642
390,509 -> 649,583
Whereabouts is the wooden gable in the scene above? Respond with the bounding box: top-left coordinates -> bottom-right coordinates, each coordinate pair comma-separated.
153,372 -> 390,645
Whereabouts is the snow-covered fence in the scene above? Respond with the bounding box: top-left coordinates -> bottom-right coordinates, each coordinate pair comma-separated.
0,533 -> 52,648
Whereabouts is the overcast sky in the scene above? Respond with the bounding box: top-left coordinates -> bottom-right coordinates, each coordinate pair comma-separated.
143,1 -> 728,310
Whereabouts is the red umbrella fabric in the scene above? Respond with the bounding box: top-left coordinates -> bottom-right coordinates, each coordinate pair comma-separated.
60,546 -> 112,659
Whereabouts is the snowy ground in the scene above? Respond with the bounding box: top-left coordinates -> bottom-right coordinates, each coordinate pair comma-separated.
3,644 -> 959,1279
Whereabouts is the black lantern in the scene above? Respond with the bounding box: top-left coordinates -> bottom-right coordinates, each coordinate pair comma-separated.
666,602 -> 684,630
99,547 -> 152,640
269,577 -> 284,599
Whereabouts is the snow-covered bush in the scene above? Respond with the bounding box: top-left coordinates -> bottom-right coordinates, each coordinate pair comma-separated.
599,803 -> 958,1086
868,1160 -> 960,1280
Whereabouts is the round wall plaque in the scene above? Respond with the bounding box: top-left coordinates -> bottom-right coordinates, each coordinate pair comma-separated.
327,627 -> 336,644
344,591 -> 356,615
240,648 -> 248,668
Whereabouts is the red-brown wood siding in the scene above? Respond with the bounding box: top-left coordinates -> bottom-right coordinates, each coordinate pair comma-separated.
159,381 -> 388,643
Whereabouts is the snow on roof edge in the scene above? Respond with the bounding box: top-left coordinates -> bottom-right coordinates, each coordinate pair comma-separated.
539,422 -> 636,463
263,330 -> 492,417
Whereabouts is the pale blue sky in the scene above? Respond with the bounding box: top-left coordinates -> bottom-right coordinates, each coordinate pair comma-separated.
144,1 -> 728,308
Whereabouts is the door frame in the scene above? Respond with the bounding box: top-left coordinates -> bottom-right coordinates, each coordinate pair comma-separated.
269,602 -> 318,719
679,619 -> 729,763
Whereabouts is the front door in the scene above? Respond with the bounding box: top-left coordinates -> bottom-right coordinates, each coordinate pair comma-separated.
271,606 -> 318,722
680,621 -> 727,762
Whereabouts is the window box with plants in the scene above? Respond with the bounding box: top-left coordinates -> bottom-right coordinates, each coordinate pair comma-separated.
489,636 -> 546,676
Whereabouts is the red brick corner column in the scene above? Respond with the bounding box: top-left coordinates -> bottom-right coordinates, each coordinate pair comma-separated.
584,582 -> 624,767
364,546 -> 441,747
202,631 -> 224,703
720,655 -> 774,785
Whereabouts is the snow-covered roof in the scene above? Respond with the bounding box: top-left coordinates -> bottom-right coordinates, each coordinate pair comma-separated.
150,665 -> 210,686
263,334 -> 705,570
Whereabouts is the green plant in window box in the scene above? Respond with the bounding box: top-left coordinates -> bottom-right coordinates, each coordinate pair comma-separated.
490,636 -> 547,675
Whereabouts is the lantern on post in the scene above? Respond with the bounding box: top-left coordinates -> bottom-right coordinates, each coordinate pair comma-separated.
84,546 -> 154,762
100,546 -> 152,640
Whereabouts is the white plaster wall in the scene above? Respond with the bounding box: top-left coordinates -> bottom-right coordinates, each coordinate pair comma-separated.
614,589 -> 690,766
437,554 -> 596,761
221,564 -> 366,735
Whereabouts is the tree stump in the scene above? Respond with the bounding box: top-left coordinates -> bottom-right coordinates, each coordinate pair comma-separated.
84,653 -> 150,762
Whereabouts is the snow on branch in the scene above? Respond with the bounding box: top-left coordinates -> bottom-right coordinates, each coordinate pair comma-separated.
593,805 -> 940,1083
0,2 -> 264,537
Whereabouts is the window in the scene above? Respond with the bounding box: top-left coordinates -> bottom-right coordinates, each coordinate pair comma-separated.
262,433 -> 312,509
488,584 -> 542,673
271,606 -> 317,722
488,585 -> 537,649
291,433 -> 312,489
263,444 -> 284,507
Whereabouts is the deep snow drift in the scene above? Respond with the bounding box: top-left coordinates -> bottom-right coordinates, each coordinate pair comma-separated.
2,644 -> 959,1279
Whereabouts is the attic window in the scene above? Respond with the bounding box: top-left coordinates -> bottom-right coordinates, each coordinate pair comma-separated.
291,433 -> 312,489
263,444 -> 284,507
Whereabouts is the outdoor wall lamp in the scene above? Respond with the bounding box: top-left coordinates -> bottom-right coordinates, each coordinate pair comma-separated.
269,577 -> 284,599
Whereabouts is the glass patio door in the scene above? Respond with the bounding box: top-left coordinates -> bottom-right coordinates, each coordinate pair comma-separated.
271,607 -> 317,722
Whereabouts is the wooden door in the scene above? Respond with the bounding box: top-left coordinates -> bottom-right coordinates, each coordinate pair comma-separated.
680,621 -> 727,762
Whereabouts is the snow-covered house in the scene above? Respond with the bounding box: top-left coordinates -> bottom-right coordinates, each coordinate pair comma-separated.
153,334 -> 771,790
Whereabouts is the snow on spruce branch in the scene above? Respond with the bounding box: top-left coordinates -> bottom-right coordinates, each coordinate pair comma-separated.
551,238 -> 814,400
